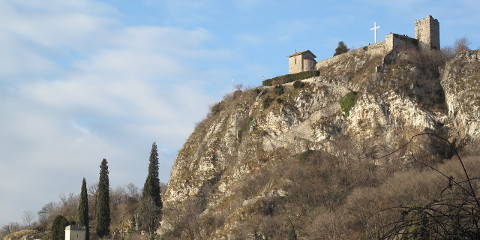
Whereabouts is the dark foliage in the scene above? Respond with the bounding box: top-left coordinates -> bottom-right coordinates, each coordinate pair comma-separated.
293,80 -> 305,89
95,159 -> 110,238
138,143 -> 163,238
142,143 -> 162,208
274,85 -> 284,96
334,41 -> 350,56
78,178 -> 89,240
263,97 -> 274,109
136,196 -> 161,239
51,215 -> 69,240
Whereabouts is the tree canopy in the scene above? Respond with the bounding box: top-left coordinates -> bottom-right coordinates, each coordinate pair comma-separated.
95,159 -> 110,238
142,142 -> 162,208
78,178 -> 89,240
51,215 -> 69,240
334,41 -> 350,56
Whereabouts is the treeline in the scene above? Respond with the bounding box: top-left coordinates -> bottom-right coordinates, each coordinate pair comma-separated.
0,143 -> 165,240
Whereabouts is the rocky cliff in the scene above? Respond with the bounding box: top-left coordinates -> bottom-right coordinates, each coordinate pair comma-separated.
161,49 -> 480,239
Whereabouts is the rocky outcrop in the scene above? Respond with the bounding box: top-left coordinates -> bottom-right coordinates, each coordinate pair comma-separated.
441,50 -> 480,143
161,50 -> 480,238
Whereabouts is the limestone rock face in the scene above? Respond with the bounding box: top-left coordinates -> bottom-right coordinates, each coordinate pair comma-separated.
441,50 -> 480,142
161,50 -> 480,238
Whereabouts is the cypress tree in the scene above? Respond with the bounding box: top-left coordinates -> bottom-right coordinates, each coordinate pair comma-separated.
142,142 -> 162,208
334,41 -> 350,56
95,159 -> 110,238
137,143 -> 163,237
51,215 -> 69,240
78,178 -> 89,240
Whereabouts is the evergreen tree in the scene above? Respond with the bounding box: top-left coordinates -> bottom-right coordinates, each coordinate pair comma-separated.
51,215 -> 69,240
137,143 -> 163,238
78,178 -> 89,240
334,41 -> 350,56
142,142 -> 162,208
95,159 -> 110,238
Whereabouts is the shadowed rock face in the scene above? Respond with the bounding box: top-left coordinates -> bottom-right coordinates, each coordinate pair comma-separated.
160,50 -> 480,238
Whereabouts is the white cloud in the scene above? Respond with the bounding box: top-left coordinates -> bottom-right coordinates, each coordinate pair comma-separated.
0,0 -> 230,226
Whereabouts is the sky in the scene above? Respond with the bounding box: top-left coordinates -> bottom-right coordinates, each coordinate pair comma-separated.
0,0 -> 479,226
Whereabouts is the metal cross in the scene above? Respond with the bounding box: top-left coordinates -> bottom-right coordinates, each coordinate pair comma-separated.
370,22 -> 381,43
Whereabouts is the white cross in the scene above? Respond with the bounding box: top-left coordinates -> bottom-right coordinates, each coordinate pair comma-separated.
370,22 -> 381,43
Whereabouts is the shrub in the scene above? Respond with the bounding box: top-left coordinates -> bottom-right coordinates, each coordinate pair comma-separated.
51,215 -> 69,240
293,80 -> 305,89
334,41 -> 350,56
262,71 -> 320,86
339,92 -> 358,117
209,103 -> 223,116
263,97 -> 274,109
274,85 -> 284,96
454,37 -> 471,54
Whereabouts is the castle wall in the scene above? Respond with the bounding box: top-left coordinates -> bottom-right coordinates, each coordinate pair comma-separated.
390,34 -> 419,51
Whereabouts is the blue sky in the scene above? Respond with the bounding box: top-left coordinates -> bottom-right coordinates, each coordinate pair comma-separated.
0,0 -> 478,226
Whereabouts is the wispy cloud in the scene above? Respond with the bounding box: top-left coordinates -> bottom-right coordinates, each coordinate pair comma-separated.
0,0 -> 231,225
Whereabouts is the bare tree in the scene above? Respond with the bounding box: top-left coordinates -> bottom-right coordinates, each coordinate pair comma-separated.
379,133 -> 480,239
22,211 -> 35,228
455,37 -> 471,53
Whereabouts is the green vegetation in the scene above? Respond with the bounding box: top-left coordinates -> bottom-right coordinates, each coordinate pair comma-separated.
51,215 -> 69,240
263,97 -> 274,109
142,143 -> 162,208
273,85 -> 284,95
209,102 -> 223,116
262,71 -> 319,86
137,142 -> 163,239
95,158 -> 110,238
339,92 -> 358,117
334,41 -> 350,56
136,196 -> 161,240
78,178 -> 89,240
293,80 -> 305,89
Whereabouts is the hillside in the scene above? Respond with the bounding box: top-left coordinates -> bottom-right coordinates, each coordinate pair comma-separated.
160,49 -> 480,239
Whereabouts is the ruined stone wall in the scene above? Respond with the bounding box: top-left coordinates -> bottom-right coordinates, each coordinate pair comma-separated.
391,34 -> 419,51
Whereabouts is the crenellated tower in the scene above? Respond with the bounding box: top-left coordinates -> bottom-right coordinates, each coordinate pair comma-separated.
415,15 -> 440,50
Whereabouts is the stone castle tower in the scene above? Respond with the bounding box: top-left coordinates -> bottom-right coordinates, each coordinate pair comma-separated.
415,15 -> 440,50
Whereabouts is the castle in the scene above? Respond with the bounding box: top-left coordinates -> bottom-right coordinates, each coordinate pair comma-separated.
288,15 -> 440,74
